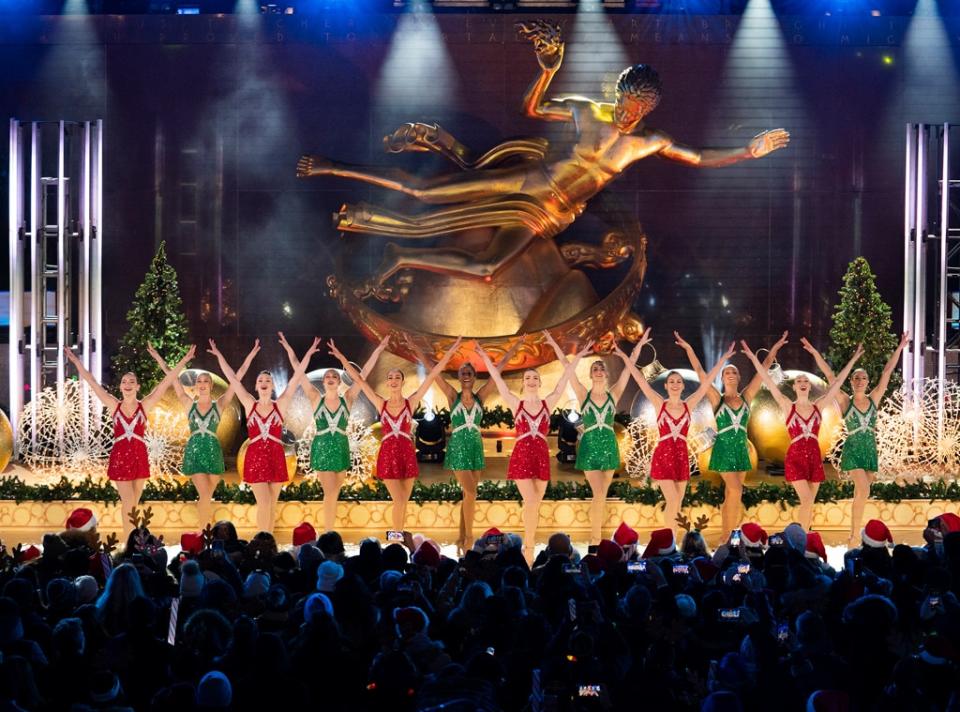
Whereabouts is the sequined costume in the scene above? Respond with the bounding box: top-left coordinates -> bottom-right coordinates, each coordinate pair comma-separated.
107,403 -> 150,481
243,403 -> 289,483
650,403 -> 691,481
575,393 -> 620,471
784,404 -> 824,483
376,399 -> 418,480
840,400 -> 878,473
181,402 -> 225,475
708,400 -> 752,473
445,393 -> 485,471
508,399 -> 551,481
310,397 -> 352,473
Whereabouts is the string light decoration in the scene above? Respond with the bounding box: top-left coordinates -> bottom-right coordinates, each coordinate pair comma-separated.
625,413 -> 711,480
828,378 -> 960,480
295,417 -> 379,486
17,381 -> 113,482
143,405 -> 188,478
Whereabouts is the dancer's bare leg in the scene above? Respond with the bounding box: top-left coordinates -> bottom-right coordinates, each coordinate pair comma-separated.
251,483 -> 274,533
792,480 -> 820,531
657,480 -> 688,536
516,479 -> 548,565
115,480 -> 145,537
384,479 -> 416,532
455,470 -> 481,554
319,471 -> 347,532
848,469 -> 874,546
193,474 -> 221,528
584,470 -> 614,544
720,472 -> 746,537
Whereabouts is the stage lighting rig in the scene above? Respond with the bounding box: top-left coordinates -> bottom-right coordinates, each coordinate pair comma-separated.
415,409 -> 446,463
556,408 -> 580,464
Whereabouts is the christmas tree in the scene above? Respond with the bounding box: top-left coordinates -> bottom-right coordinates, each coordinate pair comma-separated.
827,257 -> 899,395
111,242 -> 191,392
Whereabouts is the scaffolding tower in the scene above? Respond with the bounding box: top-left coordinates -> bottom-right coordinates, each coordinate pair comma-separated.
8,120 -> 103,456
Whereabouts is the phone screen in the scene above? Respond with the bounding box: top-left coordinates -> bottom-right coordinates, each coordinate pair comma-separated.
737,563 -> 751,575
719,608 -> 741,620
578,685 -> 601,698
627,561 -> 647,573
729,530 -> 741,547
386,530 -> 404,542
673,563 -> 689,575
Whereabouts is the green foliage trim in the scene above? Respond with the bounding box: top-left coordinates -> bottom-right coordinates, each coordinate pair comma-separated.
4,475 -> 960,509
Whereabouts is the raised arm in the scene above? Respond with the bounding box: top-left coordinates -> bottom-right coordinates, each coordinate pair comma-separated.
208,339 -> 254,411
610,339 -> 645,405
871,332 -> 910,406
545,341 -> 593,411
345,335 -> 391,407
278,332 -> 319,407
740,341 -> 793,412
404,334 -> 456,406
475,343 -> 519,412
276,336 -> 321,415
409,337 -> 463,412
217,339 -> 260,412
686,343 -> 736,411
64,348 -> 118,411
142,345 -> 196,412
817,344 -> 864,409
674,331 -> 718,409
328,339 -> 384,412
654,128 -> 790,168
543,330 -> 587,402
145,343 -> 191,410
477,338 -> 523,402
614,328 -> 663,411
516,20 -> 574,123
798,336 -> 846,411
742,331 -> 789,402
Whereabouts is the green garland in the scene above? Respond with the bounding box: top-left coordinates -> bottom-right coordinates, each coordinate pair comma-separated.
3,475 -> 960,509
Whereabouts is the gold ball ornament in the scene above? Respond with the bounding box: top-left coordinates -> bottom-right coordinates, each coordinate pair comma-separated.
614,421 -> 630,470
0,408 -> 13,473
697,439 -> 759,475
236,438 -> 298,480
746,370 -> 843,465
148,369 -> 243,455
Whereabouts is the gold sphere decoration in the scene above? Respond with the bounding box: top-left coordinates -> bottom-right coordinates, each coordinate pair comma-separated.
0,408 -> 13,473
148,369 -> 243,455
698,439 -> 759,475
614,421 -> 630,471
236,438 -> 298,481
746,370 -> 843,465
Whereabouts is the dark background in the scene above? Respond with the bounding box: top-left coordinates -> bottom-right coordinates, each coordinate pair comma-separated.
1,8 -> 959,386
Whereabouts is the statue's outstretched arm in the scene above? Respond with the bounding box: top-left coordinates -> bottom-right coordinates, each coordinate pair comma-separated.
655,128 -> 791,168
517,20 -> 574,123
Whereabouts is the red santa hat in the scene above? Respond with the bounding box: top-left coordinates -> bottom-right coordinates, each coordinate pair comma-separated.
805,532 -> 827,562
596,539 -> 623,568
292,522 -> 318,548
21,545 -> 41,562
642,529 -> 676,559
482,527 -> 502,538
741,523 -> 768,548
861,519 -> 893,548
412,540 -> 441,568
65,508 -> 97,532
938,512 -> 960,533
613,522 -> 639,547
180,531 -> 204,556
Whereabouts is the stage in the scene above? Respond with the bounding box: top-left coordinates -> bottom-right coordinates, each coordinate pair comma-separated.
0,459 -> 939,549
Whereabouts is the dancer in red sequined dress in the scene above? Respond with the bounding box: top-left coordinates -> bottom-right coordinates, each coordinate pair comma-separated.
617,330 -> 734,536
65,345 -> 194,536
208,334 -> 320,533
477,339 -> 591,564
329,337 -> 461,533
742,340 -> 863,530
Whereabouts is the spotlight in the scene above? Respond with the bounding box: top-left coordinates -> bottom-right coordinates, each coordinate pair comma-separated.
556,408 -> 580,464
415,409 -> 446,462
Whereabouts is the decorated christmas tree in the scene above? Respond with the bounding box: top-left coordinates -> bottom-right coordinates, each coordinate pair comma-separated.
111,242 -> 191,391
827,257 -> 899,395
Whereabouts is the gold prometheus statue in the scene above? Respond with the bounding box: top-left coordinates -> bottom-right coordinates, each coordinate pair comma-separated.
298,20 -> 789,370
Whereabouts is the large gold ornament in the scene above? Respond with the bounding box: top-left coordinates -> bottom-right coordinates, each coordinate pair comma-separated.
0,408 -> 13,473
299,20 -> 788,370
746,370 -> 843,465
150,369 -> 243,455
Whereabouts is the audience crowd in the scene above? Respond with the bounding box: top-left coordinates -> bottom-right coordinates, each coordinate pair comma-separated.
2,508 -> 960,711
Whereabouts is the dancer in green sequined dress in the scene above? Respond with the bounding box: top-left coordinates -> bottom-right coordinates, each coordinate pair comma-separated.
406,336 -> 520,554
148,340 -> 260,527
280,334 -> 390,533
543,331 -> 644,544
675,331 -> 788,538
801,332 -> 909,546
